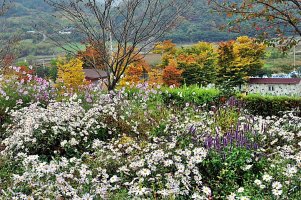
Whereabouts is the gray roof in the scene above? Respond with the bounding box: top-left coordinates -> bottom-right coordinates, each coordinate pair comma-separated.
83,69 -> 108,80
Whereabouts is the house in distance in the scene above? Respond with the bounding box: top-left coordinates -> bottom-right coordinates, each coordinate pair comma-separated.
247,78 -> 301,96
83,69 -> 108,88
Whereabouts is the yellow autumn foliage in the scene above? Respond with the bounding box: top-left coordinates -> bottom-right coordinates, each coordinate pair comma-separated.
57,57 -> 88,91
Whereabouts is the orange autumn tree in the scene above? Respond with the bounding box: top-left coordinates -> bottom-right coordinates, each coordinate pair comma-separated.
153,40 -> 177,67
120,65 -> 144,86
120,54 -> 150,86
148,68 -> 163,85
153,40 -> 176,55
78,43 -> 105,70
162,59 -> 183,87
57,57 -> 88,91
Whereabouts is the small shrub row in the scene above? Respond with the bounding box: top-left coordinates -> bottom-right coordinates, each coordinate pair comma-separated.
161,85 -> 221,108
159,86 -> 301,117
239,94 -> 301,117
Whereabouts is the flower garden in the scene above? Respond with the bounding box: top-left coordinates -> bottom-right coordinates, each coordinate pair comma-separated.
0,66 -> 301,200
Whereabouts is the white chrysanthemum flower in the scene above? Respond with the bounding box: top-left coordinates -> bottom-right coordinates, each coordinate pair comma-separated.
192,192 -> 205,200
242,164 -> 252,171
202,186 -> 211,196
69,138 -> 79,146
272,181 -> 282,190
272,189 -> 283,196
227,193 -> 236,200
285,165 -> 297,177
109,175 -> 120,183
254,179 -> 262,185
164,160 -> 174,167
60,140 -> 68,147
158,189 -> 170,197
262,173 -> 273,182
237,187 -> 244,193
137,168 -> 151,177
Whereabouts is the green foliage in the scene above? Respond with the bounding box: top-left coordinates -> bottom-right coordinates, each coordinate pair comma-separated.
164,0 -> 239,43
0,157 -> 24,190
212,105 -> 240,133
161,85 -> 220,107
239,94 -> 301,117
265,48 -> 287,59
108,190 -> 130,200
16,60 -> 29,67
216,36 -> 266,88
201,147 -> 267,199
49,59 -> 58,81
33,64 -> 58,81
33,66 -> 50,78
176,42 -> 219,86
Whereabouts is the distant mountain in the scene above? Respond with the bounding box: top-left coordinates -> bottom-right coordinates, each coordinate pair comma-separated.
6,0 -> 52,15
0,0 -> 239,43
166,0 -> 239,43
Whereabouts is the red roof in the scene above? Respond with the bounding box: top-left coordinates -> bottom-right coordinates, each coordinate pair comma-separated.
249,78 -> 301,84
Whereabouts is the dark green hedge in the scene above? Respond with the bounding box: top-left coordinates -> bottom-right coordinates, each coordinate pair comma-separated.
238,94 -> 301,117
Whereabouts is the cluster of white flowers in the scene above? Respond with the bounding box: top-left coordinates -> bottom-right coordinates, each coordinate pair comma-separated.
0,84 -> 301,199
1,134 -> 212,199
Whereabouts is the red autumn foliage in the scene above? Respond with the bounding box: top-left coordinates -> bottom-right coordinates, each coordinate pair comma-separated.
3,54 -> 14,66
16,66 -> 35,83
162,60 -> 183,87
78,44 -> 106,70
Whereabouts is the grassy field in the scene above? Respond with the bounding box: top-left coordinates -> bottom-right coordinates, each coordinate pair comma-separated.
144,53 -> 162,66
264,44 -> 301,73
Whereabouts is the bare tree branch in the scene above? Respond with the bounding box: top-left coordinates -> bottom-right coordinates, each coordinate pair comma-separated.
45,0 -> 191,90
209,0 -> 301,48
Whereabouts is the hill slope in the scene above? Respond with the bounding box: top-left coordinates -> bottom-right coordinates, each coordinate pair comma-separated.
0,0 -> 244,60
1,0 -> 238,43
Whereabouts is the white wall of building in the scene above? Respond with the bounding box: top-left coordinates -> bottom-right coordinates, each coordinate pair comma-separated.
248,83 -> 301,96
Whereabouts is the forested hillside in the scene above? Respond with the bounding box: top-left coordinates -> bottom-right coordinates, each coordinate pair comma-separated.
1,0 -> 238,43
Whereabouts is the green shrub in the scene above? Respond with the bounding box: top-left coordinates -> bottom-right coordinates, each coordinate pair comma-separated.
200,147 -> 267,199
0,156 -> 24,191
239,94 -> 301,117
161,85 -> 221,108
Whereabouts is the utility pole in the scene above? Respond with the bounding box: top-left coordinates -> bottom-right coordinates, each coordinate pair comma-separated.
294,45 -> 296,71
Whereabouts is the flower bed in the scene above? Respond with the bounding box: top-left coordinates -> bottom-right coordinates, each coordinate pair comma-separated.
0,69 -> 300,199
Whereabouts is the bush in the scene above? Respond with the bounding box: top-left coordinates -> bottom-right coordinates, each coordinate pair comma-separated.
239,94 -> 301,117
201,147 -> 267,199
161,85 -> 221,108
1,95 -> 122,159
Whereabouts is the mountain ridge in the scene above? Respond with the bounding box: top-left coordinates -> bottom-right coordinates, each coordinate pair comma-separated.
1,0 -> 238,43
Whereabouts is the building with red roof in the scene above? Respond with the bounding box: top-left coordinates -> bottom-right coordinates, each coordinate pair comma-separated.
248,78 -> 301,96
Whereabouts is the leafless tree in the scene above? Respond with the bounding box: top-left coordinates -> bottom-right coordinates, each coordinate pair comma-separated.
45,0 -> 191,90
209,0 -> 301,49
